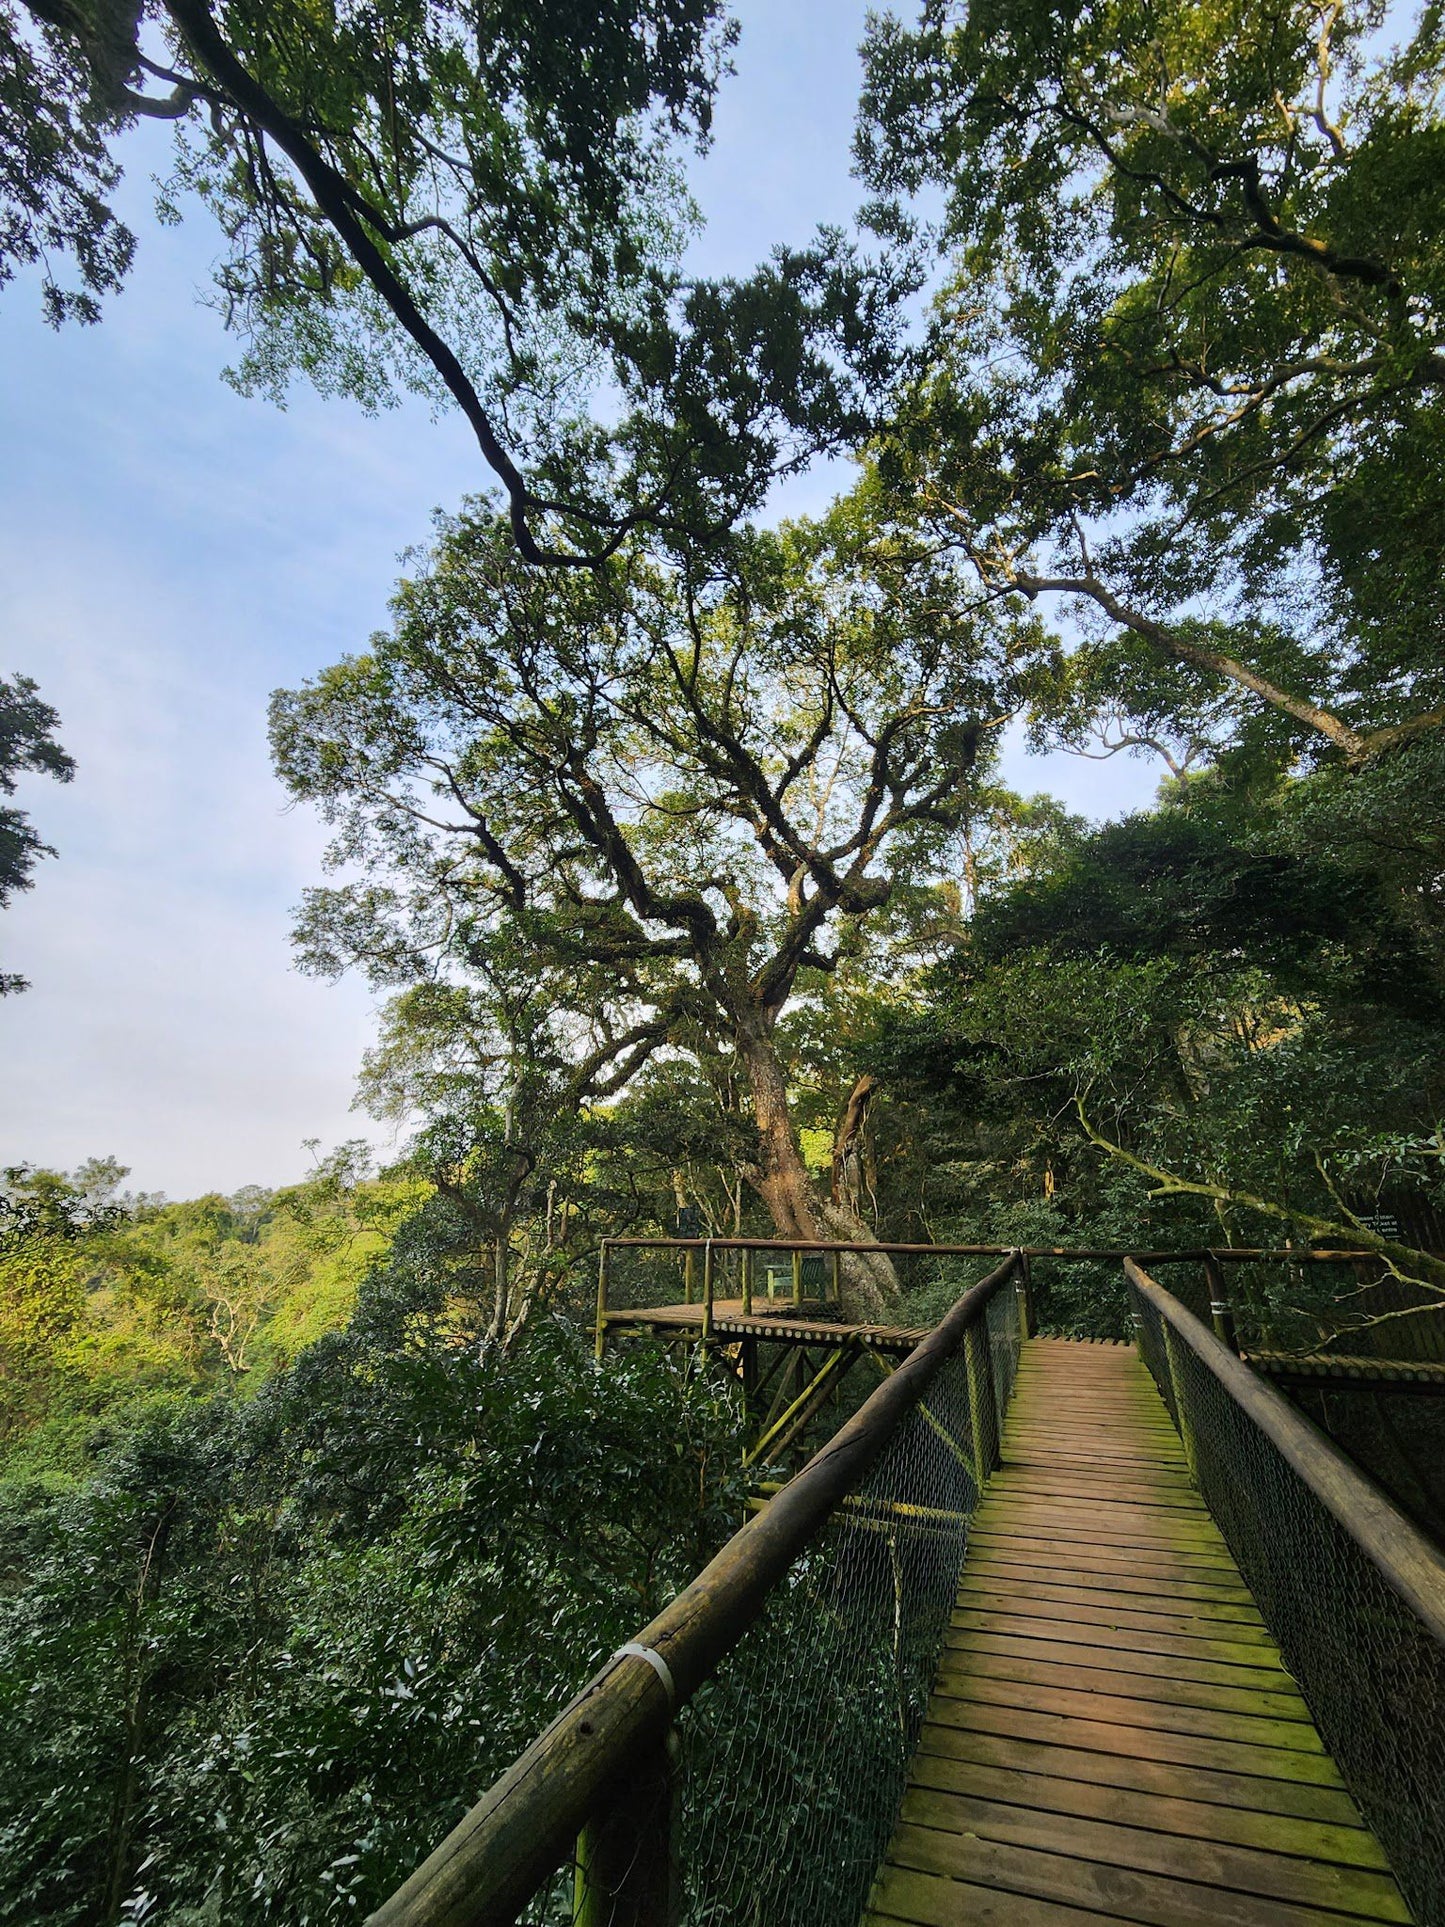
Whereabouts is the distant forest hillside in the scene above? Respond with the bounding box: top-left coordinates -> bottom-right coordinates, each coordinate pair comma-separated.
0,1151 -> 422,1473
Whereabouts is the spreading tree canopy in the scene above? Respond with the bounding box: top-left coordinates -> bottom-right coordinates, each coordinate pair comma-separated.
7,0 -> 907,561
858,0 -> 1445,766
271,501 -> 1045,1316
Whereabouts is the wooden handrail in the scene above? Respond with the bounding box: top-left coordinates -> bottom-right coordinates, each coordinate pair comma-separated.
604,1237 -> 1389,1262
366,1253 -> 1021,1927
1125,1259 -> 1445,1645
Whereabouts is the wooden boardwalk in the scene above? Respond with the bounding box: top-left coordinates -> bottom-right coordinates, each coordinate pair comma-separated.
865,1337 -> 1413,1926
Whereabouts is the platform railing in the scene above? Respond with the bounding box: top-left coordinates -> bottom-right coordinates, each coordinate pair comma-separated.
1126,1259 -> 1445,1927
366,1253 -> 1024,1927
593,1236 -> 1393,1360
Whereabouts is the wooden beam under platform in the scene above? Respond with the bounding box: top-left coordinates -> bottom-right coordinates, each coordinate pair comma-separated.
600,1298 -> 932,1355
1246,1350 -> 1445,1394
601,1299 -> 931,1466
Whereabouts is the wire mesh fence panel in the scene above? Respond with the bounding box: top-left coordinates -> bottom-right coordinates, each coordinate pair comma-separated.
1130,1278 -> 1445,1927
607,1242 -> 705,1313
985,1277 -> 1023,1416
1133,1291 -> 1180,1431
673,1339 -> 992,1927
516,1865 -> 573,1925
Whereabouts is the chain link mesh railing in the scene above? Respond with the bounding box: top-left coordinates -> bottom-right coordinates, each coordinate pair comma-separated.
510,1343 -> 986,1927
371,1255 -> 1024,1927
673,1333 -> 985,1927
1128,1262 -> 1445,1927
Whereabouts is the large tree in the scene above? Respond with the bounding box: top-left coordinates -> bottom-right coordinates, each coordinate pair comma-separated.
7,0 -> 904,563
858,0 -> 1445,767
271,504 -> 1039,1315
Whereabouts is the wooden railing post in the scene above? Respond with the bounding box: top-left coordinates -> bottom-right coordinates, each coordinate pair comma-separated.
791,1248 -> 803,1310
831,1248 -> 842,1309
574,1729 -> 678,1927
595,1245 -> 610,1363
682,1247 -> 695,1306
701,1240 -> 714,1342
1016,1250 -> 1037,1338
1204,1251 -> 1240,1354
740,1247 -> 753,1316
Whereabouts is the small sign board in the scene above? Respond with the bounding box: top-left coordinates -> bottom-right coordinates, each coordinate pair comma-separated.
1355,1213 -> 1401,1241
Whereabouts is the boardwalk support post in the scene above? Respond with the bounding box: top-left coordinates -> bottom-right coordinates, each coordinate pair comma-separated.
1016,1250 -> 1037,1338
595,1245 -> 610,1363
574,1728 -> 678,1927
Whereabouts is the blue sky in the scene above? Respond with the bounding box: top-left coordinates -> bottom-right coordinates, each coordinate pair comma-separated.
0,1 -> 1156,1197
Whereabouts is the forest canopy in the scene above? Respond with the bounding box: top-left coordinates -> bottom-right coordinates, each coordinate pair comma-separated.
5,0 -> 1445,1920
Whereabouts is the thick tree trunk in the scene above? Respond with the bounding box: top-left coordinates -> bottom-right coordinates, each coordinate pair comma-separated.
733,1014 -> 897,1321
832,1073 -> 878,1215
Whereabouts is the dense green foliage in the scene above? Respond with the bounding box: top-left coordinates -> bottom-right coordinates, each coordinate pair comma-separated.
7,0 -> 907,561
858,0 -> 1445,766
0,671 -> 73,993
0,1238 -> 745,1922
7,2 -> 1445,1918
851,766 -> 1445,1343
0,1153 -> 422,1463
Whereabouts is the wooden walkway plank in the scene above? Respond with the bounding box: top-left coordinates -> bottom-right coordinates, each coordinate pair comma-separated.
906,1752 -> 1392,1870
934,1648 -> 1317,1725
962,1549 -> 1258,1601
963,1534 -> 1246,1574
884,1822 -> 1402,1927
863,1336 -> 1414,1926
949,1604 -> 1287,1666
929,1673 -> 1334,1757
943,1625 -> 1303,1691
954,1580 -> 1274,1640
899,1787 -> 1409,1917
929,1692 -> 1351,1788
869,1863 -> 1126,1925
913,1724 -> 1368,1828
